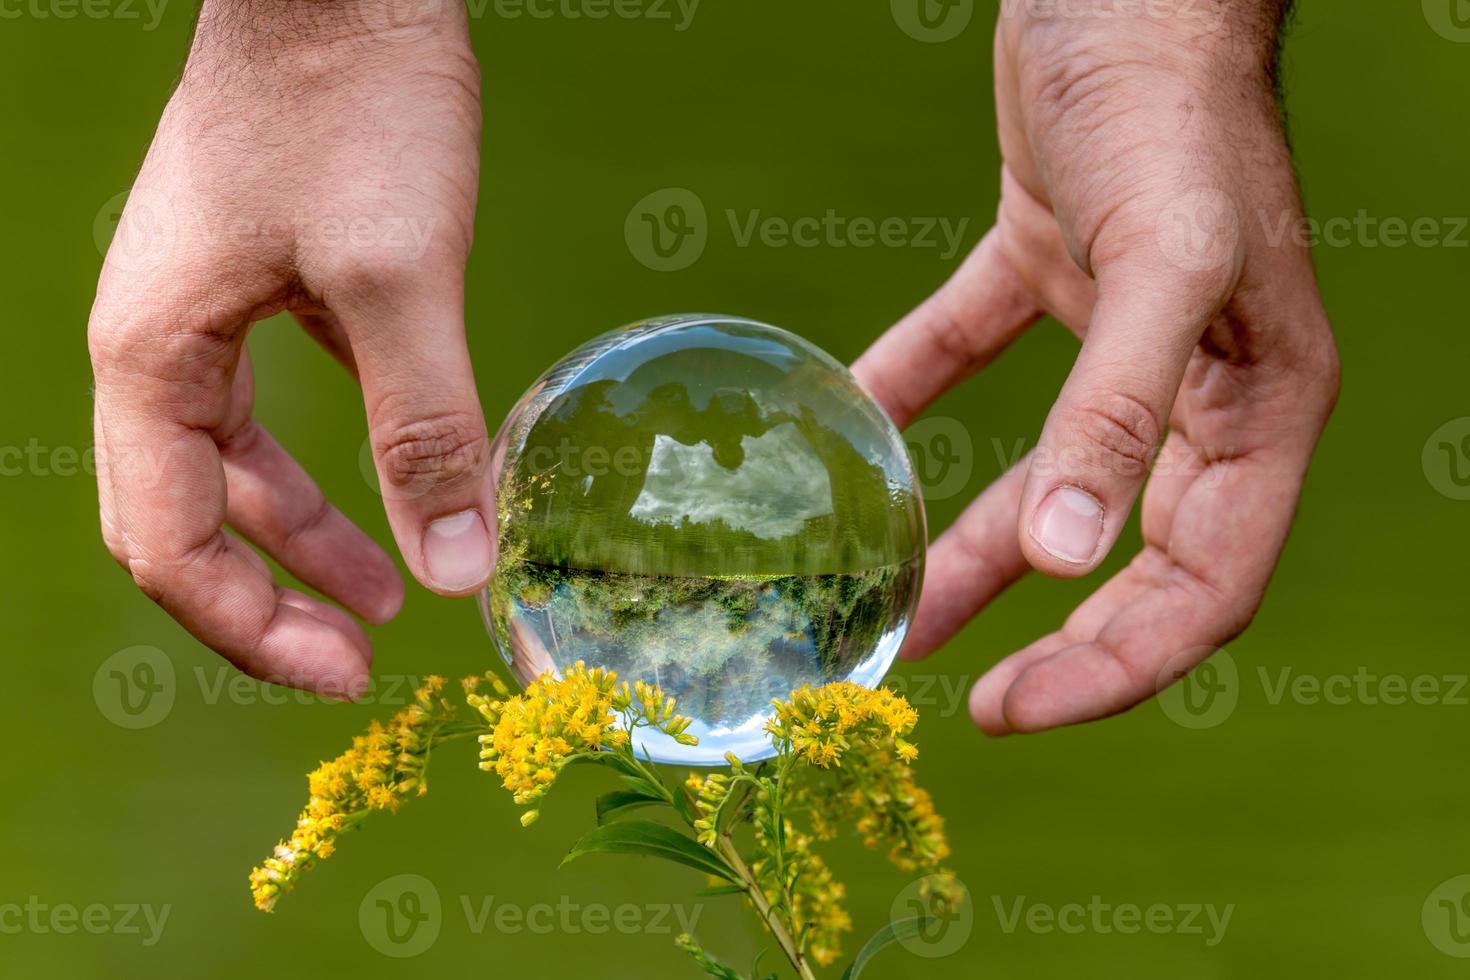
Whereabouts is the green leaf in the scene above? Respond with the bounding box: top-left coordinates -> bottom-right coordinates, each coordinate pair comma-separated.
672,781 -> 697,824
595,789 -> 664,825
565,750 -> 642,779
562,820 -> 739,882
619,774 -> 667,799
841,916 -> 943,980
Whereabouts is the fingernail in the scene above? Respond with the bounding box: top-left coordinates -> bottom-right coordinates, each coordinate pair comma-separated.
1030,486 -> 1103,565
423,509 -> 493,592
323,672 -> 372,704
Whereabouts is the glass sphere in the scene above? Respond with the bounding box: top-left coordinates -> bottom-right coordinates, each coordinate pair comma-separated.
479,314 -> 925,765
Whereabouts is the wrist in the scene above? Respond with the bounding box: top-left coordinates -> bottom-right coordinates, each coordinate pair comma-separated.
189,0 -> 462,69
1005,0 -> 1292,95
1006,0 -> 1288,40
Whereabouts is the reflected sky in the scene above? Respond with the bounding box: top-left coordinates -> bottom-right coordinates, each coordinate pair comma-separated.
496,314 -> 924,578
629,423 -> 834,539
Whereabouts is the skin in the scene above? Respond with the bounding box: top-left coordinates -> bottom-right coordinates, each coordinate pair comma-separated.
89,0 -> 489,699
851,1 -> 1340,733
90,0 -> 1339,729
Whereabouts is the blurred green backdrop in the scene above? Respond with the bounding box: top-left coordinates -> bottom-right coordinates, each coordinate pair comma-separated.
2,1 -> 1468,977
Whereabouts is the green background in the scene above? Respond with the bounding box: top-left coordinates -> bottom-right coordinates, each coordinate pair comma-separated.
2,1 -> 1468,977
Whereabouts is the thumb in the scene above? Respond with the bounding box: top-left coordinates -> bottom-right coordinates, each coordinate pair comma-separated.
1019,259 -> 1231,576
341,281 -> 496,596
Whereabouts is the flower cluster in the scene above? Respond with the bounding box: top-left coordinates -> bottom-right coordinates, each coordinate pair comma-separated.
687,753 -> 744,847
742,681 -> 948,965
766,681 -> 918,768
471,662 -> 696,824
249,667 -> 954,980
471,662 -> 626,816
752,816 -> 851,967
249,677 -> 460,912
616,679 -> 699,748
842,746 -> 951,872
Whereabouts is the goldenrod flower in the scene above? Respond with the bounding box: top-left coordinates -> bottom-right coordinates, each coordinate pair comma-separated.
765,681 -> 918,768
249,664 -> 952,980
689,771 -> 733,847
472,663 -> 697,818
472,661 -> 621,807
752,818 -> 851,967
842,746 -> 951,872
249,677 -> 461,912
773,682 -> 950,875
747,681 -> 946,964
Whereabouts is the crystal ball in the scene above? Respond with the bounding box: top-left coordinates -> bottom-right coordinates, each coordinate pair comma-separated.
479,314 -> 925,765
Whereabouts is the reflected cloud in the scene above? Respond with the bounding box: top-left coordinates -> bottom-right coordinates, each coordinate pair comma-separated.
630,422 -> 834,539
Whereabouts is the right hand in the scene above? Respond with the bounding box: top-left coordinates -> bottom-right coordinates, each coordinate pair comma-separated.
89,0 -> 492,699
854,1 -> 1339,735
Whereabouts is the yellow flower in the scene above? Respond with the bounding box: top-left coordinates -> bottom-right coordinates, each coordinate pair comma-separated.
472,661 -> 621,807
766,681 -> 918,769
471,663 -> 697,819
752,819 -> 851,966
689,771 -> 733,847
249,677 -> 460,912
832,744 -> 951,873
746,679 -> 948,964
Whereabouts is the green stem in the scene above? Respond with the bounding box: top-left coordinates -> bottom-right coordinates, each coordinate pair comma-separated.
715,835 -> 817,980
621,728 -> 677,806
433,724 -> 488,742
768,754 -> 800,935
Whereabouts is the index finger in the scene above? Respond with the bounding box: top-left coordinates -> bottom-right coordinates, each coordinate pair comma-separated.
851,229 -> 1039,428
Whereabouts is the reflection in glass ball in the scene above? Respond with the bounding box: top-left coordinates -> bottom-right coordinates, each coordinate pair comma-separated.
479,315 -> 925,765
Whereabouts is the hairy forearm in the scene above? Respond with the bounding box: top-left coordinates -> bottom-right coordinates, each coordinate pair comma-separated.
194,0 -> 391,43
186,0 -> 462,80
999,0 -> 1302,131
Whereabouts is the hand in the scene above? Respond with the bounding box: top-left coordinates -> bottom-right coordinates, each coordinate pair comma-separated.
88,0 -> 492,699
853,1 -> 1340,734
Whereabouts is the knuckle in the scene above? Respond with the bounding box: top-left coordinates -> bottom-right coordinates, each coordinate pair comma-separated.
126,533 -> 231,607
1090,633 -> 1150,693
1031,49 -> 1127,118
1071,391 -> 1162,475
89,299 -> 237,389
374,410 -> 487,494
919,296 -> 984,372
279,495 -> 335,552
